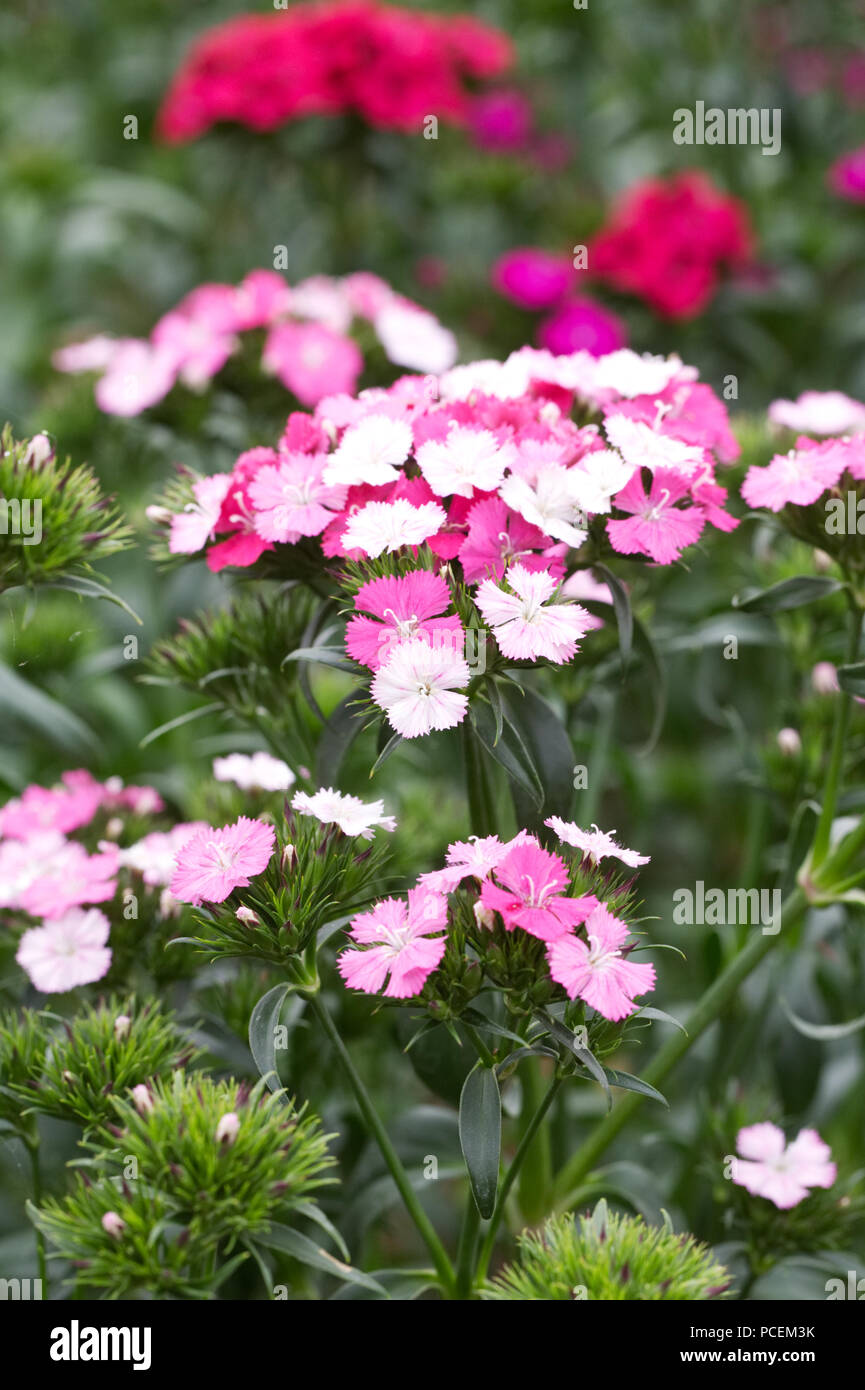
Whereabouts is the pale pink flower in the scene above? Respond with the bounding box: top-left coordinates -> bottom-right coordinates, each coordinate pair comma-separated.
169,817 -> 276,905
323,415 -> 413,488
19,843 -> 119,920
476,563 -> 591,662
169,473 -> 232,554
212,752 -> 295,792
370,638 -> 470,738
16,907 -> 112,993
730,1123 -> 836,1209
345,571 -> 462,670
112,823 -> 209,888
341,499 -> 446,557
249,454 -> 346,541
416,426 -> 515,499
768,391 -> 865,437
289,276 -> 353,334
337,888 -> 449,998
567,448 -> 636,515
290,786 -> 396,839
374,302 -> 457,374
151,310 -> 238,389
546,902 -> 656,1020
0,772 -> 104,838
499,466 -> 588,548
590,350 -> 692,403
741,443 -> 847,512
545,818 -> 650,867
94,339 -> 178,416
480,841 -> 598,942
52,335 -> 118,374
0,832 -> 68,908
418,831 -> 535,892
262,322 -> 362,406
607,469 -> 705,564
604,414 -> 706,477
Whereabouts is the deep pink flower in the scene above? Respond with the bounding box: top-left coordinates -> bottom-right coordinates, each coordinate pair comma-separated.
538,299 -> 626,357
828,146 -> 865,201
480,841 -> 598,942
607,469 -> 705,564
262,321 -> 363,405
458,497 -> 557,585
337,887 -> 448,998
16,907 -> 112,993
469,89 -> 532,151
345,570 -> 462,670
169,817 -> 276,905
546,902 -> 655,1020
492,248 -> 572,310
731,1123 -> 836,1209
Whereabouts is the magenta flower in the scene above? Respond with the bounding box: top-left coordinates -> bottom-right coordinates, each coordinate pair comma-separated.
607,469 -> 705,564
828,146 -> 865,202
346,571 -> 463,670
169,817 -> 276,906
480,841 -> 598,942
458,497 -> 556,585
469,89 -> 532,152
546,903 -> 656,1020
492,248 -> 572,311
249,453 -> 347,541
16,907 -> 112,993
262,321 -> 363,405
538,298 -> 626,358
337,888 -> 449,998
730,1123 -> 836,1209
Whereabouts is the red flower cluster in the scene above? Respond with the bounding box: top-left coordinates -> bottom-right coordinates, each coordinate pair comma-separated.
157,1 -> 513,143
589,172 -> 752,319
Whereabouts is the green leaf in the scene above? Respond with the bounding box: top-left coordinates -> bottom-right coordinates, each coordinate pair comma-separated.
734,576 -> 843,614
458,1062 -> 502,1219
595,564 -> 632,662
602,1067 -> 669,1108
0,662 -> 100,756
630,615 -> 667,755
43,574 -> 142,624
780,998 -> 865,1040
632,1006 -> 687,1035
139,701 -> 223,749
837,661 -> 865,697
329,1267 -> 439,1301
470,695 -> 543,809
540,1013 -> 611,1108
503,684 -> 575,826
255,1223 -> 385,1294
495,1044 -> 558,1081
248,984 -> 293,1095
370,730 -> 403,775
293,1200 -> 351,1262
282,646 -> 357,673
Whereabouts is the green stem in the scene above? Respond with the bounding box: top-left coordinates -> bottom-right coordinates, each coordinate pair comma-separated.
475,1074 -> 563,1284
462,721 -> 499,838
516,1056 -> 553,1222
307,993 -> 456,1295
811,597 -> 862,869
24,1132 -> 47,1290
454,1192 -> 481,1300
553,889 -> 807,1204
462,1023 -> 496,1069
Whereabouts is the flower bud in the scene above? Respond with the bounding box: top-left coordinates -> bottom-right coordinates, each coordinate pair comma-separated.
104,817 -> 125,840
24,433 -> 54,468
473,901 -> 495,930
777,727 -> 802,757
145,504 -> 172,524
282,843 -> 296,870
215,1112 -> 240,1146
813,548 -> 833,573
235,905 -> 260,928
812,662 -> 839,695
114,1014 -> 132,1040
131,1084 -> 154,1115
101,1211 -> 126,1240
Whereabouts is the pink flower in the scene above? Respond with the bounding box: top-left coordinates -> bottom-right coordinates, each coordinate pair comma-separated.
169,474 -> 232,554
545,818 -> 650,868
346,571 -> 463,670
741,440 -> 848,512
249,453 -> 346,541
341,499 -> 446,556
113,822 -> 210,887
169,817 -> 276,905
0,771 -> 105,839
19,843 -> 119,920
419,831 -> 534,892
151,309 -> 238,389
0,832 -> 67,908
337,888 -> 448,998
828,146 -> 865,202
458,497 -> 556,585
768,391 -> 865,437
262,321 -> 363,405
94,339 -> 178,416
607,469 -> 705,564
480,841 -> 598,942
730,1123 -> 836,1209
16,907 -> 112,993
538,299 -> 626,357
291,786 -> 396,839
492,248 -> 572,311
469,89 -> 532,151
476,563 -> 591,663
370,638 -> 470,738
417,425 -> 515,499
546,902 -> 656,1020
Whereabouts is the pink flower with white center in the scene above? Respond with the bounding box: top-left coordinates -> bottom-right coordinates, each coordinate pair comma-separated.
212,752 -> 295,792
567,448 -> 636,515
730,1124 -> 836,1209
374,302 -> 457,374
262,322 -> 363,406
0,773 -> 104,838
418,831 -> 536,893
741,443 -> 848,512
371,638 -> 470,738
341,499 -> 446,557
480,841 -> 598,942
53,335 -> 118,374
322,415 -> 414,488
604,414 -> 706,477
19,843 -> 119,920
337,888 -> 449,999
291,786 -> 396,840
233,269 -> 292,328
16,907 -> 112,994
169,817 -> 276,906
94,339 -> 178,416
151,310 -> 238,390
546,903 -> 656,1020
346,571 -> 463,671
249,454 -> 346,541
545,817 -> 650,868
416,426 -> 515,499
499,466 -> 589,549
607,469 -> 705,565
169,474 -> 232,555
0,832 -> 67,907
290,276 -> 353,334
476,564 -> 591,663
459,497 -> 557,585
768,391 -> 865,437
112,823 -> 210,887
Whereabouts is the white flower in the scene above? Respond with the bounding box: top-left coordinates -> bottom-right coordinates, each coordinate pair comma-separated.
291,787 -> 397,839
289,276 -> 352,333
499,465 -> 588,548
768,391 -> 865,437
371,639 -> 470,738
476,564 -> 591,663
323,414 -> 414,487
212,752 -> 296,792
567,448 -> 636,513
375,303 -> 457,374
341,499 -> 446,556
604,415 -> 705,477
591,350 -> 694,400
16,908 -> 112,993
545,817 -> 650,867
417,426 -> 515,498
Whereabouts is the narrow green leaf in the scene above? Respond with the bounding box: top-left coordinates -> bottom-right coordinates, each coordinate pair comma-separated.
735,576 -> 843,614
458,1062 -> 502,1219
0,663 -> 100,756
470,697 -> 543,809
595,564 -> 632,662
780,998 -> 865,1041
139,701 -> 223,748
248,984 -> 292,1095
837,661 -> 865,698
602,1066 -> 669,1108
255,1224 -> 385,1294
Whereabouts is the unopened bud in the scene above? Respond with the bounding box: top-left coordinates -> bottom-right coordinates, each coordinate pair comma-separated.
101,1211 -> 126,1239
131,1084 -> 154,1115
473,901 -> 495,930
777,727 -> 802,757
215,1112 -> 240,1146
24,433 -> 54,468
236,905 -> 260,928
114,1014 -> 132,1040
282,843 -> 296,870
104,817 -> 124,840
145,504 -> 172,524
812,662 -> 839,695
813,549 -> 833,573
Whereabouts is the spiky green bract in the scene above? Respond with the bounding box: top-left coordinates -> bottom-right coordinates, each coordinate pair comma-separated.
0,425 -> 132,594
0,1007 -> 49,1133
6,996 -> 197,1131
146,582 -> 324,762
485,1201 -> 731,1301
181,810 -> 391,969
31,1073 -> 335,1299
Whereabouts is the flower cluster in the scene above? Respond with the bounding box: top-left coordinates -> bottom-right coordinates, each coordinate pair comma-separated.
588,171 -> 752,319
54,269 -> 457,414
156,1 -> 512,144
338,819 -> 655,1020
491,247 -> 626,357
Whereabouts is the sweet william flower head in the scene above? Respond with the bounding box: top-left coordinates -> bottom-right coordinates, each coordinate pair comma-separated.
169,816 -> 276,905
341,499 -> 447,557
480,841 -> 598,942
416,425 -> 515,499
337,888 -> 449,999
212,751 -> 296,792
731,1123 -> 836,1209
546,903 -> 656,1020
370,637 -> 470,738
323,414 -> 413,488
16,908 -> 112,994
345,569 -> 462,671
476,564 -> 591,663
